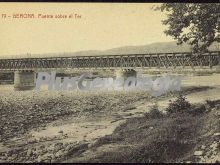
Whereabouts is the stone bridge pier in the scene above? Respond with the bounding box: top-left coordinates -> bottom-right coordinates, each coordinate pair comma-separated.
115,69 -> 137,79
14,70 -> 36,90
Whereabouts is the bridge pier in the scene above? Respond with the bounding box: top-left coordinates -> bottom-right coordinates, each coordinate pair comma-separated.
115,69 -> 137,79
14,70 -> 36,90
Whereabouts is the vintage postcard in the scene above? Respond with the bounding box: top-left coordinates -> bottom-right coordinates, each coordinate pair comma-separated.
0,2 -> 219,163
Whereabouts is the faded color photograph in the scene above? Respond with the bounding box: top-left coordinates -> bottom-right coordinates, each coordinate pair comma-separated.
0,2 -> 220,163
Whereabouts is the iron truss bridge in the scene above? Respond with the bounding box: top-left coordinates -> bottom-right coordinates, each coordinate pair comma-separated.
0,51 -> 220,71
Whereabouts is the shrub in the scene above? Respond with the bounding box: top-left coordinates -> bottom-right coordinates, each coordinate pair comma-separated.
145,104 -> 163,119
166,94 -> 191,114
205,99 -> 220,109
189,104 -> 206,115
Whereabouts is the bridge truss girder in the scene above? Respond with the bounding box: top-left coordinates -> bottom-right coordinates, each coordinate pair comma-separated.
0,52 -> 220,71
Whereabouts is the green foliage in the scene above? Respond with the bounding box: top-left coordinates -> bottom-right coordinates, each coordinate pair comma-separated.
156,3 -> 220,53
166,94 -> 191,114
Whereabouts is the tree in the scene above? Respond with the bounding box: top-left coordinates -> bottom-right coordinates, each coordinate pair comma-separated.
156,3 -> 220,53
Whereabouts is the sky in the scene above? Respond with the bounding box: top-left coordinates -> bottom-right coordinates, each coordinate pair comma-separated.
0,3 -> 174,57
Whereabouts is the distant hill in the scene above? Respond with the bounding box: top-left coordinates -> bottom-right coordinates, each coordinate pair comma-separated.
104,41 -> 192,55
2,41 -> 220,58
75,41 -> 219,56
